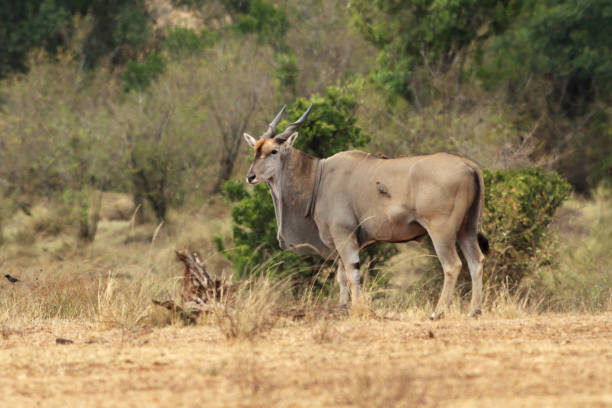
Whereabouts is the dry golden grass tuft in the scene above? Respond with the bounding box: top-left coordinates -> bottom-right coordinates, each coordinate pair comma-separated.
334,369 -> 421,408
96,271 -> 161,330
310,317 -> 338,344
206,274 -> 289,340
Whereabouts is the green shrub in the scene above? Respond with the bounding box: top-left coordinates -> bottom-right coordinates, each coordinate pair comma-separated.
164,27 -> 219,58
274,51 -> 299,96
280,87 -> 371,158
232,0 -> 289,49
217,87 -> 397,284
61,188 -> 101,243
482,167 -> 572,287
121,53 -> 165,92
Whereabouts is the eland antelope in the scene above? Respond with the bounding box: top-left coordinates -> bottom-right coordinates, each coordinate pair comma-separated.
243,105 -> 489,319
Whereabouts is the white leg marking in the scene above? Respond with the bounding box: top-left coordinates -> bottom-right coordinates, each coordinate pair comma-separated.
458,235 -> 485,317
347,253 -> 361,302
336,262 -> 349,305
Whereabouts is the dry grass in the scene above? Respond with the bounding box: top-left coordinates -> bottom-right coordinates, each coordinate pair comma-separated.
0,189 -> 611,406
534,187 -> 612,312
0,313 -> 610,407
0,196 -> 231,328
206,275 -> 289,340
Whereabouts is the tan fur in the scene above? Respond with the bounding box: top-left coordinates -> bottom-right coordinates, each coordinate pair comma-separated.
254,138 -> 265,151
254,139 -> 278,158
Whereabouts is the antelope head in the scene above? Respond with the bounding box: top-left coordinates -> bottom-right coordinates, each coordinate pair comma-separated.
243,104 -> 312,185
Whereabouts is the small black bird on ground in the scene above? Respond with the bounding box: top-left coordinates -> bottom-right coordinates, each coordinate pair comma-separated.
5,274 -> 19,283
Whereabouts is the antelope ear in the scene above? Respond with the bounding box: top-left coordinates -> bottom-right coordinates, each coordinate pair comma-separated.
286,132 -> 299,147
243,133 -> 257,148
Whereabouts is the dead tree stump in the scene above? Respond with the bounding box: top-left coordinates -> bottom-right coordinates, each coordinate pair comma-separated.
152,249 -> 242,324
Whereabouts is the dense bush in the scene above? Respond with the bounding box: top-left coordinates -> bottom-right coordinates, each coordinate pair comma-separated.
123,108 -> 200,222
232,0 -> 289,50
352,0 -> 521,102
274,51 -> 299,97
482,167 -> 572,287
0,0 -> 70,77
278,87 -> 371,158
217,87 -> 397,283
478,0 -> 612,115
121,53 -> 166,93
0,0 -> 153,77
163,27 -> 219,58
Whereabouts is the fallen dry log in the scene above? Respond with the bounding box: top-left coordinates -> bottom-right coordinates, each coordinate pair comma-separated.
152,249 -> 243,324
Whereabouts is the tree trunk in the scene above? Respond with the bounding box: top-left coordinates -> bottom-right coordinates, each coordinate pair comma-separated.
212,152 -> 235,194
77,190 -> 102,243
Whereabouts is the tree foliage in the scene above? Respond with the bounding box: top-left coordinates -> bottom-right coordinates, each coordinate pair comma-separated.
121,52 -> 165,93
478,0 -> 612,115
164,26 -> 219,58
0,0 -> 153,77
0,54 -> 120,241
0,0 -> 70,77
352,0 -> 522,101
280,87 -> 371,157
231,0 -> 289,49
475,0 -> 612,189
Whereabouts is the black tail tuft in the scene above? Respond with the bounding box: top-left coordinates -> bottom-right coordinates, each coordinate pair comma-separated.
477,232 -> 490,255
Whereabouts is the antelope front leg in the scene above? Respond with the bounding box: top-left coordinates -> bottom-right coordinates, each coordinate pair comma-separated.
336,260 -> 350,305
331,229 -> 361,303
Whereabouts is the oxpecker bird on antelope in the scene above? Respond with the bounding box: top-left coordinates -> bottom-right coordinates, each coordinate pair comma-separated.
243,104 -> 490,319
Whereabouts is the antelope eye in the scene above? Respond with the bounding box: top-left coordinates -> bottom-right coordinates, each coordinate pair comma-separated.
271,149 -> 278,155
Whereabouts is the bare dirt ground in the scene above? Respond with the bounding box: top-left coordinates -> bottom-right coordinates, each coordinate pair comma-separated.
0,312 -> 610,407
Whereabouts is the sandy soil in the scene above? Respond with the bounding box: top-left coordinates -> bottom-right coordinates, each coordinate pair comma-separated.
0,313 -> 610,407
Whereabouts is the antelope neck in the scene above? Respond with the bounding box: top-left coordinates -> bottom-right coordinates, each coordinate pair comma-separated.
266,148 -> 321,245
